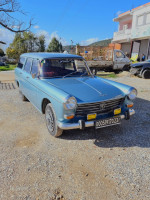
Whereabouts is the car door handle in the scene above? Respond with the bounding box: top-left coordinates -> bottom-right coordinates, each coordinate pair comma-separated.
26,76 -> 29,79
19,72 -> 22,74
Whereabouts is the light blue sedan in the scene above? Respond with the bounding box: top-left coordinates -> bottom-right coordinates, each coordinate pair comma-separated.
15,53 -> 137,137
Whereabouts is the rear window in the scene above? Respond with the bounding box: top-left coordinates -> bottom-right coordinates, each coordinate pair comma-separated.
17,57 -> 26,69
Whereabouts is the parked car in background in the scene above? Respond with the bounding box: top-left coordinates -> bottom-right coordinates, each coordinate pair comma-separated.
130,60 -> 150,79
88,49 -> 130,74
15,53 -> 137,137
0,61 -> 6,66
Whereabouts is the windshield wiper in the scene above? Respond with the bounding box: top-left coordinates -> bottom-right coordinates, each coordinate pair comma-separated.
63,71 -> 79,78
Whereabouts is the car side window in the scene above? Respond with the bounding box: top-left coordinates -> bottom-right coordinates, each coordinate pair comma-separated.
31,59 -> 39,76
116,51 -> 125,58
24,58 -> 32,73
17,57 -> 26,69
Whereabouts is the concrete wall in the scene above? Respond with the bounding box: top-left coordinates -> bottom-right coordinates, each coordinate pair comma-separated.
132,4 -> 150,39
119,19 -> 132,31
139,39 -> 149,59
121,43 -> 131,55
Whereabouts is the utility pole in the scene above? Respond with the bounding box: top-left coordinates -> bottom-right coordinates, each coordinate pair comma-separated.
71,39 -> 73,54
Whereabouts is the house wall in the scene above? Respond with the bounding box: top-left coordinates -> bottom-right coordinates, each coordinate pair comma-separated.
121,43 -> 131,55
139,39 -> 149,59
119,19 -> 132,31
131,4 -> 150,39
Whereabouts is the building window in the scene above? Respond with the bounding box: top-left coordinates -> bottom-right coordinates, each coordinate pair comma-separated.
137,15 -> 144,26
146,13 -> 150,24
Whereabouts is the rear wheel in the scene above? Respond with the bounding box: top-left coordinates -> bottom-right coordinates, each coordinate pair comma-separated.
114,70 -> 121,74
45,103 -> 63,137
142,69 -> 150,79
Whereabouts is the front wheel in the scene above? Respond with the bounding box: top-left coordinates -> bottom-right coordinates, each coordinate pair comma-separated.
142,69 -> 150,79
45,103 -> 63,137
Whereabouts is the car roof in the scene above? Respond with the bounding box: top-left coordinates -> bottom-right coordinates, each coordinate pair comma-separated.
20,52 -> 82,60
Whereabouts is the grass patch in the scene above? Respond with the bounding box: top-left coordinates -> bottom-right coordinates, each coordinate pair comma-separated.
0,64 -> 16,71
97,72 -> 117,78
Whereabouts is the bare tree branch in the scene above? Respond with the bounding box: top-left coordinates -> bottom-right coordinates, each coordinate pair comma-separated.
0,40 -> 6,44
0,0 -> 33,32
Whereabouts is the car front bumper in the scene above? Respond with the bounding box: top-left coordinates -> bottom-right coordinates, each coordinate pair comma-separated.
57,109 -> 135,130
130,67 -> 141,75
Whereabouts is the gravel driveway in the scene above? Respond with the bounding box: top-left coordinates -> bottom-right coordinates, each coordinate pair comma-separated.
0,72 -> 150,200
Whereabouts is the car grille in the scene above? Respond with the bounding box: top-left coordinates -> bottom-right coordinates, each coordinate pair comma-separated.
76,97 -> 125,116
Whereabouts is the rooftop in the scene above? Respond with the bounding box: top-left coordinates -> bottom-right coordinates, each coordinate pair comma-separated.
21,52 -> 82,60
114,2 -> 150,21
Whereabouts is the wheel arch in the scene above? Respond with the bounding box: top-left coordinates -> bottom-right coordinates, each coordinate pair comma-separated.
141,67 -> 150,74
41,98 -> 51,114
16,80 -> 19,87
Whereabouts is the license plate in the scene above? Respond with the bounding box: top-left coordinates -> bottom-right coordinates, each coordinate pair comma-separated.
87,113 -> 97,120
114,108 -> 121,115
95,116 -> 121,129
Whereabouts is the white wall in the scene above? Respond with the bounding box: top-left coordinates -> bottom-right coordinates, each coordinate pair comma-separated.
131,4 -> 150,39
139,39 -> 149,60
121,43 -> 131,54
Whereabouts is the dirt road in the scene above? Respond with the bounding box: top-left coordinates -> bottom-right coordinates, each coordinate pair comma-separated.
0,71 -> 150,200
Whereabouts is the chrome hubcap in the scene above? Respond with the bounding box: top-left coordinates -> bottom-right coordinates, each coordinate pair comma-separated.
46,107 -> 55,132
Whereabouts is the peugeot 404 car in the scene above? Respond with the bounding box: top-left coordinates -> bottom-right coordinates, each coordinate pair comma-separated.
15,53 -> 137,137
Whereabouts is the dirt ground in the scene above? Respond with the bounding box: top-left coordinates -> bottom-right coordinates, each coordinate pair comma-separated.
0,71 -> 150,200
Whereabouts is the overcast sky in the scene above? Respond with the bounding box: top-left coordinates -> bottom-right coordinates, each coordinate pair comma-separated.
0,0 -> 149,50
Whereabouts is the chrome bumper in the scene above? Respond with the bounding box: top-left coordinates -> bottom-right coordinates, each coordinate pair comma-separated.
58,109 -> 135,130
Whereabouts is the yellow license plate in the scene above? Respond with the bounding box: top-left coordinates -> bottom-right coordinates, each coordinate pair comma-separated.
87,113 -> 97,120
114,108 -> 121,115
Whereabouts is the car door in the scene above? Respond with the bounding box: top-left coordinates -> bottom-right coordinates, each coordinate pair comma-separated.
113,50 -> 130,70
22,57 -> 33,99
15,57 -> 26,91
28,59 -> 40,108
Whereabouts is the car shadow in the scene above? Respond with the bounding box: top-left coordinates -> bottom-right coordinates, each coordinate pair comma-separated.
60,97 -> 150,148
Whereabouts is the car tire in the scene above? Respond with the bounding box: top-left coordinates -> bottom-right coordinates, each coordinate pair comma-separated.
123,65 -> 130,71
114,70 -> 121,74
142,69 -> 150,79
19,90 -> 28,101
45,103 -> 63,137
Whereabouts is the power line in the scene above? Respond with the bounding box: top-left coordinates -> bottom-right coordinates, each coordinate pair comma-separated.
53,0 -> 74,30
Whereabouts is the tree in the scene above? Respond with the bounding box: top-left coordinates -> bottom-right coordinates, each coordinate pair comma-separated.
0,48 -> 5,56
38,35 -> 45,52
47,37 -> 63,52
6,32 -> 45,60
0,0 -> 33,33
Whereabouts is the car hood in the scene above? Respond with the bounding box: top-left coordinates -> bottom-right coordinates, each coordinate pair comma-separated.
131,61 -> 150,67
43,77 -> 124,103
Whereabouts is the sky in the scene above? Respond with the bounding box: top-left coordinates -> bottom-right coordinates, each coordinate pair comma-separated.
0,0 -> 150,50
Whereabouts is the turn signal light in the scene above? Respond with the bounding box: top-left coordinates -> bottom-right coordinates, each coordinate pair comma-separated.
127,104 -> 133,108
64,115 -> 74,119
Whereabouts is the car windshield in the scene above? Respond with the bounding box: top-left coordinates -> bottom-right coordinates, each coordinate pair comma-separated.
39,58 -> 91,78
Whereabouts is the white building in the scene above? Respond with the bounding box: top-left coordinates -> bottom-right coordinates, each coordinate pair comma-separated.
113,3 -> 150,60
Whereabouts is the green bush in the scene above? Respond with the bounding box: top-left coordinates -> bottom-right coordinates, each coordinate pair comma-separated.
0,64 -> 16,71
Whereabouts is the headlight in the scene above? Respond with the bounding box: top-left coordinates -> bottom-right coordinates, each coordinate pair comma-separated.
128,88 -> 137,100
64,96 -> 77,110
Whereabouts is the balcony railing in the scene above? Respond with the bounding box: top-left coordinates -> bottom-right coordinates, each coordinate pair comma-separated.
113,29 -> 132,42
